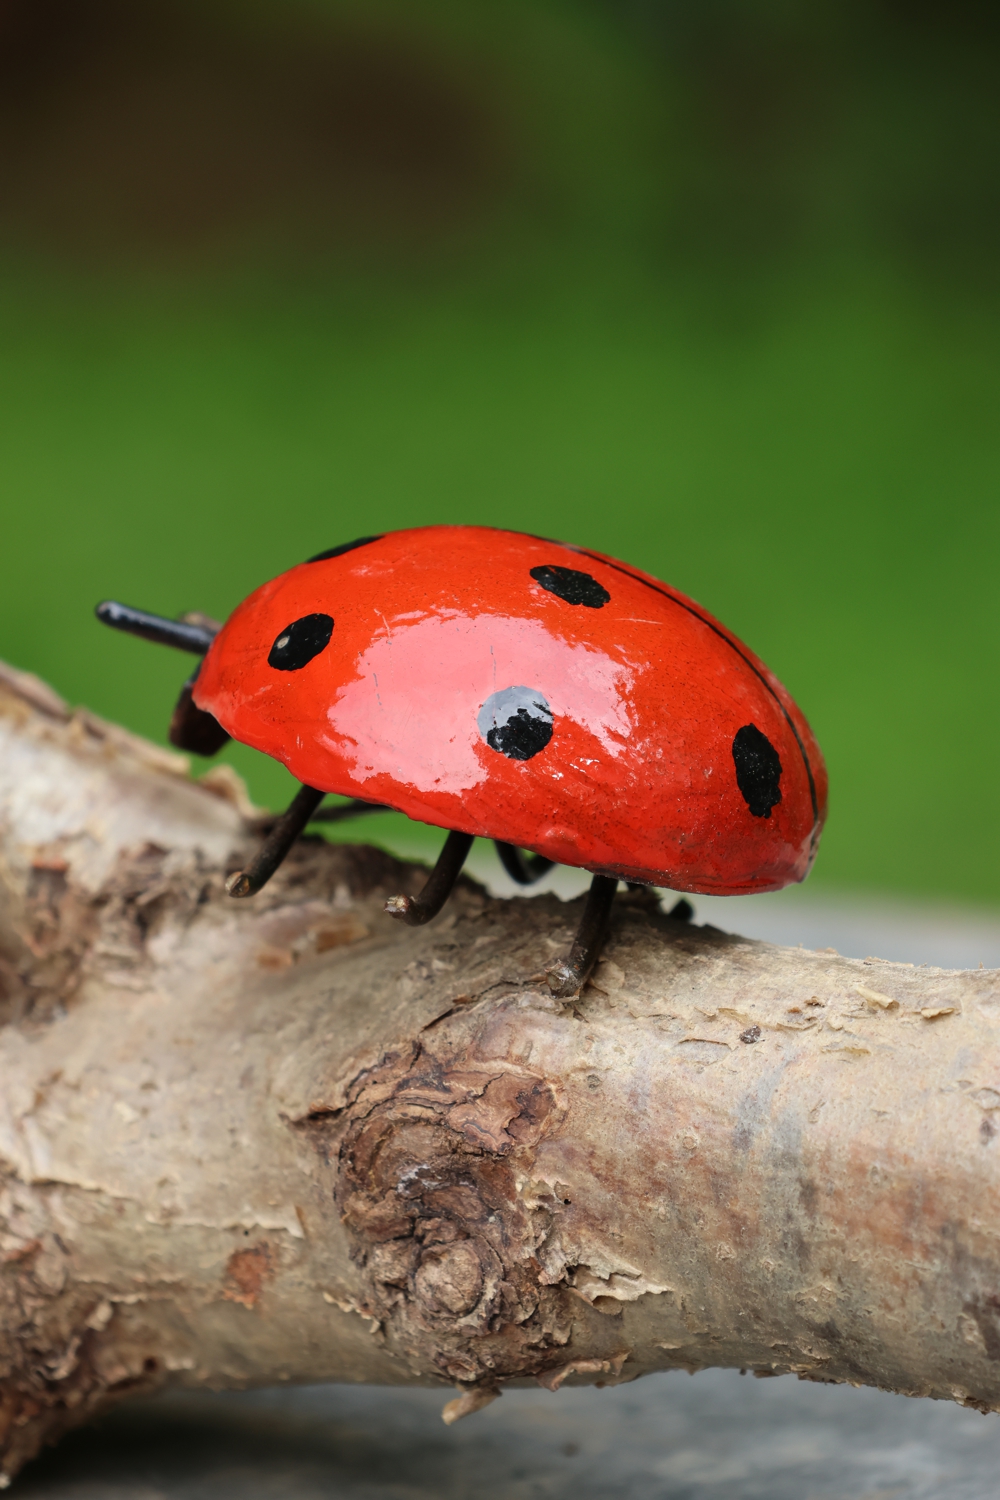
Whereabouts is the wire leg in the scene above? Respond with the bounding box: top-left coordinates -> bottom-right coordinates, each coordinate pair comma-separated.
384,831 -> 475,927
494,842 -> 555,886
546,874 -> 619,998
309,799 -> 385,823
226,784 -> 326,898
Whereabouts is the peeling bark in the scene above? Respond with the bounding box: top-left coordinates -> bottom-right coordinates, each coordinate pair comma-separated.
0,660 -> 999,1482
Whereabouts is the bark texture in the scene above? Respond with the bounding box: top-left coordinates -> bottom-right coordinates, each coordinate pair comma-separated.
1,660 -> 999,1481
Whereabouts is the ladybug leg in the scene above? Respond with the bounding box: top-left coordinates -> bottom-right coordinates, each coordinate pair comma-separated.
545,874 -> 619,999
250,798 -> 383,835
494,842 -> 554,886
384,830 -> 475,927
309,799 -> 385,824
226,784 -> 326,898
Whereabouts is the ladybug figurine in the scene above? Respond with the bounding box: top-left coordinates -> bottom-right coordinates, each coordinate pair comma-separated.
96,526 -> 827,995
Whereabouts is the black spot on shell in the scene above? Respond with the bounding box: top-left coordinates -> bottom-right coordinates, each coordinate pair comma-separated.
732,723 -> 783,818
490,712 -> 551,760
478,687 -> 553,761
530,564 -> 610,608
268,613 -> 334,671
307,536 -> 381,563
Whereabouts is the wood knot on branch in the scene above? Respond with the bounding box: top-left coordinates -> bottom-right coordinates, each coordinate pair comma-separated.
330,1045 -> 578,1387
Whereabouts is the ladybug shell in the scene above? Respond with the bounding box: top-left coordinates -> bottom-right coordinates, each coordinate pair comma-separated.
194,526 -> 827,894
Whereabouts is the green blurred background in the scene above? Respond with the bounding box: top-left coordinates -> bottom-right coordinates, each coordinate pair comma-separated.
1,0 -> 998,903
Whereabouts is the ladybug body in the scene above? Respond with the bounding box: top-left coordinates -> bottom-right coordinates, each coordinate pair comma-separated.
193,527 -> 826,896
96,525 -> 826,996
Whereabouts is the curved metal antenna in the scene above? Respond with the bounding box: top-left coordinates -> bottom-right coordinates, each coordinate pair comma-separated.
95,601 -> 217,655
494,842 -> 554,886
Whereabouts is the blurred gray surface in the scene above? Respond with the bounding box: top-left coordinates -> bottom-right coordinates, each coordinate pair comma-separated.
464,847 -> 1000,972
17,892 -> 1000,1497
683,889 -> 1000,972
19,1371 -> 1000,1499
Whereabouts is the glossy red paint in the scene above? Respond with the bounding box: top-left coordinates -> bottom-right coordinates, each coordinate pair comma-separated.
194,526 -> 826,894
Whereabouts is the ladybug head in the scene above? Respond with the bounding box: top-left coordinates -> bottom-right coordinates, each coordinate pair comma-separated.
94,599 -> 230,756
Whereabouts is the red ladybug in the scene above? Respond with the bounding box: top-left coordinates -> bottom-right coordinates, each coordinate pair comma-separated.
97,526 -> 827,994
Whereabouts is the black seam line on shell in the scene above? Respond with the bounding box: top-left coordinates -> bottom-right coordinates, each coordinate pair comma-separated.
574,549 -> 820,839
306,536 -> 383,564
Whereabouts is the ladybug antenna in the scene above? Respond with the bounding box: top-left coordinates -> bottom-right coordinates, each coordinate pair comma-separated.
95,601 -> 219,655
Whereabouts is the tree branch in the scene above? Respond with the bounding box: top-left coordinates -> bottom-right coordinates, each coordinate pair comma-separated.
1,660 -> 998,1483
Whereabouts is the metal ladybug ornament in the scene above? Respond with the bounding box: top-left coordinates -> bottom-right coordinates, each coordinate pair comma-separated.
96,526 -> 827,996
